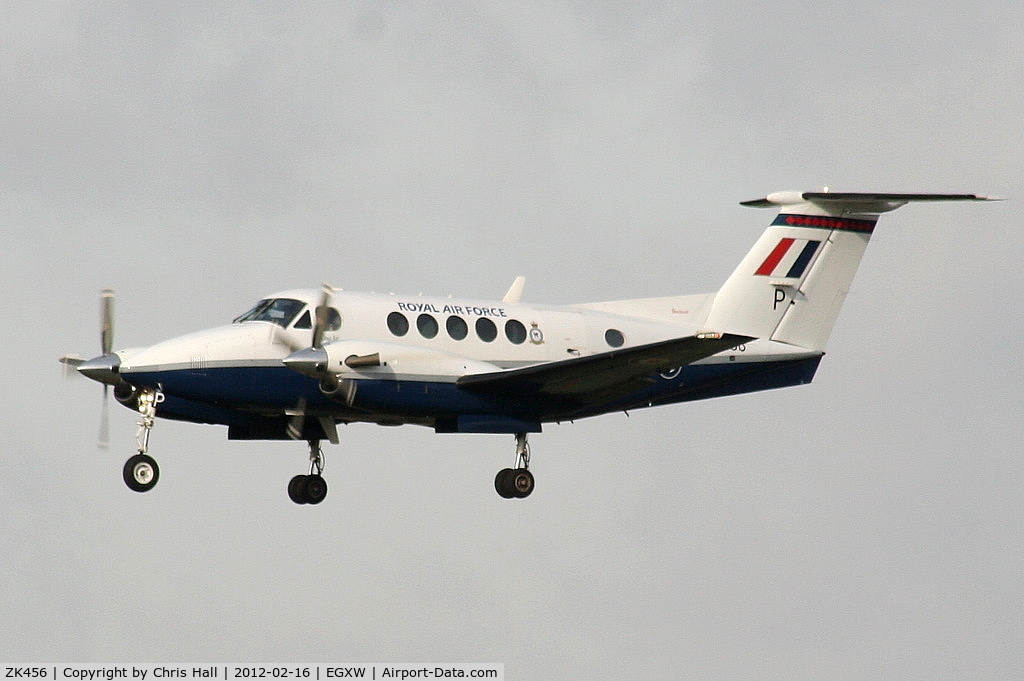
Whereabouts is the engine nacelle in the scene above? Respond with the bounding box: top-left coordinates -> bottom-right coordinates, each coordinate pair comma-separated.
287,340 -> 503,405
319,340 -> 502,379
319,374 -> 357,404
113,382 -> 139,409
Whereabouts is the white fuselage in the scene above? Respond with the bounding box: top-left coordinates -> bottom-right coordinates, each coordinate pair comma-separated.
117,288 -> 807,385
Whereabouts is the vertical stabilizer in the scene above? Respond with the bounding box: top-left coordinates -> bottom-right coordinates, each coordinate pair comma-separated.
702,192 -> 994,351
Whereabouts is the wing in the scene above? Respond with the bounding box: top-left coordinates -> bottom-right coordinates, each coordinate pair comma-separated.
457,333 -> 752,407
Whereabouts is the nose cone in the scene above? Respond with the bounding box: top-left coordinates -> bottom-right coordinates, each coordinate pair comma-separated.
77,353 -> 122,385
283,347 -> 329,378
118,324 -> 282,379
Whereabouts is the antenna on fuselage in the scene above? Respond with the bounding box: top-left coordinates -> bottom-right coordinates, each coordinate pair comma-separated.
502,276 -> 526,304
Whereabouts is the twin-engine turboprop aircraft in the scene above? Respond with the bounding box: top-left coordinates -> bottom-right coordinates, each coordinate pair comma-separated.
62,191 -> 993,504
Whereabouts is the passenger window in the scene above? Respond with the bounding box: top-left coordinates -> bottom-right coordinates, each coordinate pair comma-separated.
417,314 -> 439,339
605,329 -> 625,348
387,312 -> 409,337
475,317 -> 497,342
505,319 -> 527,344
446,315 -> 468,340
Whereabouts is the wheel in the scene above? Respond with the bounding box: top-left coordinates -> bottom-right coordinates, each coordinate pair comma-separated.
511,468 -> 535,498
495,468 -> 517,499
123,453 -> 159,493
288,474 -> 309,504
303,474 -> 328,505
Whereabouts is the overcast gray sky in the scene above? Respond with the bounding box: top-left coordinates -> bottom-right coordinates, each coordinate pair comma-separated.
4,2 -> 1022,679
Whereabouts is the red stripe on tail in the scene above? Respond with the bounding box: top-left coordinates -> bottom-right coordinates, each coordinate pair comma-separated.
755,238 -> 795,276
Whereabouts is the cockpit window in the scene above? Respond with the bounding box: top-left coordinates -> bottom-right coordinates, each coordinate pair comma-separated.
233,298 -> 306,328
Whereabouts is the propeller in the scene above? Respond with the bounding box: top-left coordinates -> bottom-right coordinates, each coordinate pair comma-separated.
269,283 -> 336,356
98,289 -> 115,448
63,289 -> 117,448
60,289 -> 121,447
283,284 -> 340,444
282,284 -> 334,378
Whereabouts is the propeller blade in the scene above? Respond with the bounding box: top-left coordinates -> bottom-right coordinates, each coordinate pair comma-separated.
100,288 -> 115,355
268,324 -> 304,353
312,284 -> 333,349
98,289 -> 117,448
286,397 -> 307,440
98,385 -> 110,449
60,354 -> 85,380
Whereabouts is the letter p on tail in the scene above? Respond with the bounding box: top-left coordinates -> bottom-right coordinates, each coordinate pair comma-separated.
702,192 -> 997,352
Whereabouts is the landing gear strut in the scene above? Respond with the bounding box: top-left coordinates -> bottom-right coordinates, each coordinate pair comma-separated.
288,439 -> 329,505
123,388 -> 163,493
495,432 -> 535,499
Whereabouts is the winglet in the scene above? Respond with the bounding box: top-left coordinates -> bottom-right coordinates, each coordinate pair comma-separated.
502,276 -> 526,304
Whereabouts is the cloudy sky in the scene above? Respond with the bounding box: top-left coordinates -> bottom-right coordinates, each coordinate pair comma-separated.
4,2 -> 1022,678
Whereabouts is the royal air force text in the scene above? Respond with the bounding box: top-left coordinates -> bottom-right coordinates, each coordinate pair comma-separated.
395,302 -> 507,318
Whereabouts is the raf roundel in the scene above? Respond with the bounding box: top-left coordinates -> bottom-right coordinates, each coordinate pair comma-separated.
529,322 -> 544,345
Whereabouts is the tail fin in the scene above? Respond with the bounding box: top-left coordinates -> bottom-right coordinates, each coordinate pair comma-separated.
702,192 -> 994,351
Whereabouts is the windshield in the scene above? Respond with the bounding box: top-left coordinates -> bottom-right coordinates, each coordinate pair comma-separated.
233,298 -> 306,327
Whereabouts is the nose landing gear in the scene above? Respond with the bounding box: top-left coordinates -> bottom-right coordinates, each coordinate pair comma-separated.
122,388 -> 164,493
123,452 -> 159,492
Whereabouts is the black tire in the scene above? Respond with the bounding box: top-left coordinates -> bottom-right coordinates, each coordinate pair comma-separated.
494,468 -> 517,499
288,474 -> 309,504
303,474 -> 328,505
123,453 -> 159,493
512,468 -> 535,498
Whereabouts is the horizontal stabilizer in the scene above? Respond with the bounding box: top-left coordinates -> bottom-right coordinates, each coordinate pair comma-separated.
741,191 -> 998,214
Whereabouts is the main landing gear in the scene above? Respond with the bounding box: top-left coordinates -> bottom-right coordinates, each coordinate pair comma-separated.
288,440 -> 329,505
122,388 -> 163,493
115,393 -> 524,503
494,432 -> 535,499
